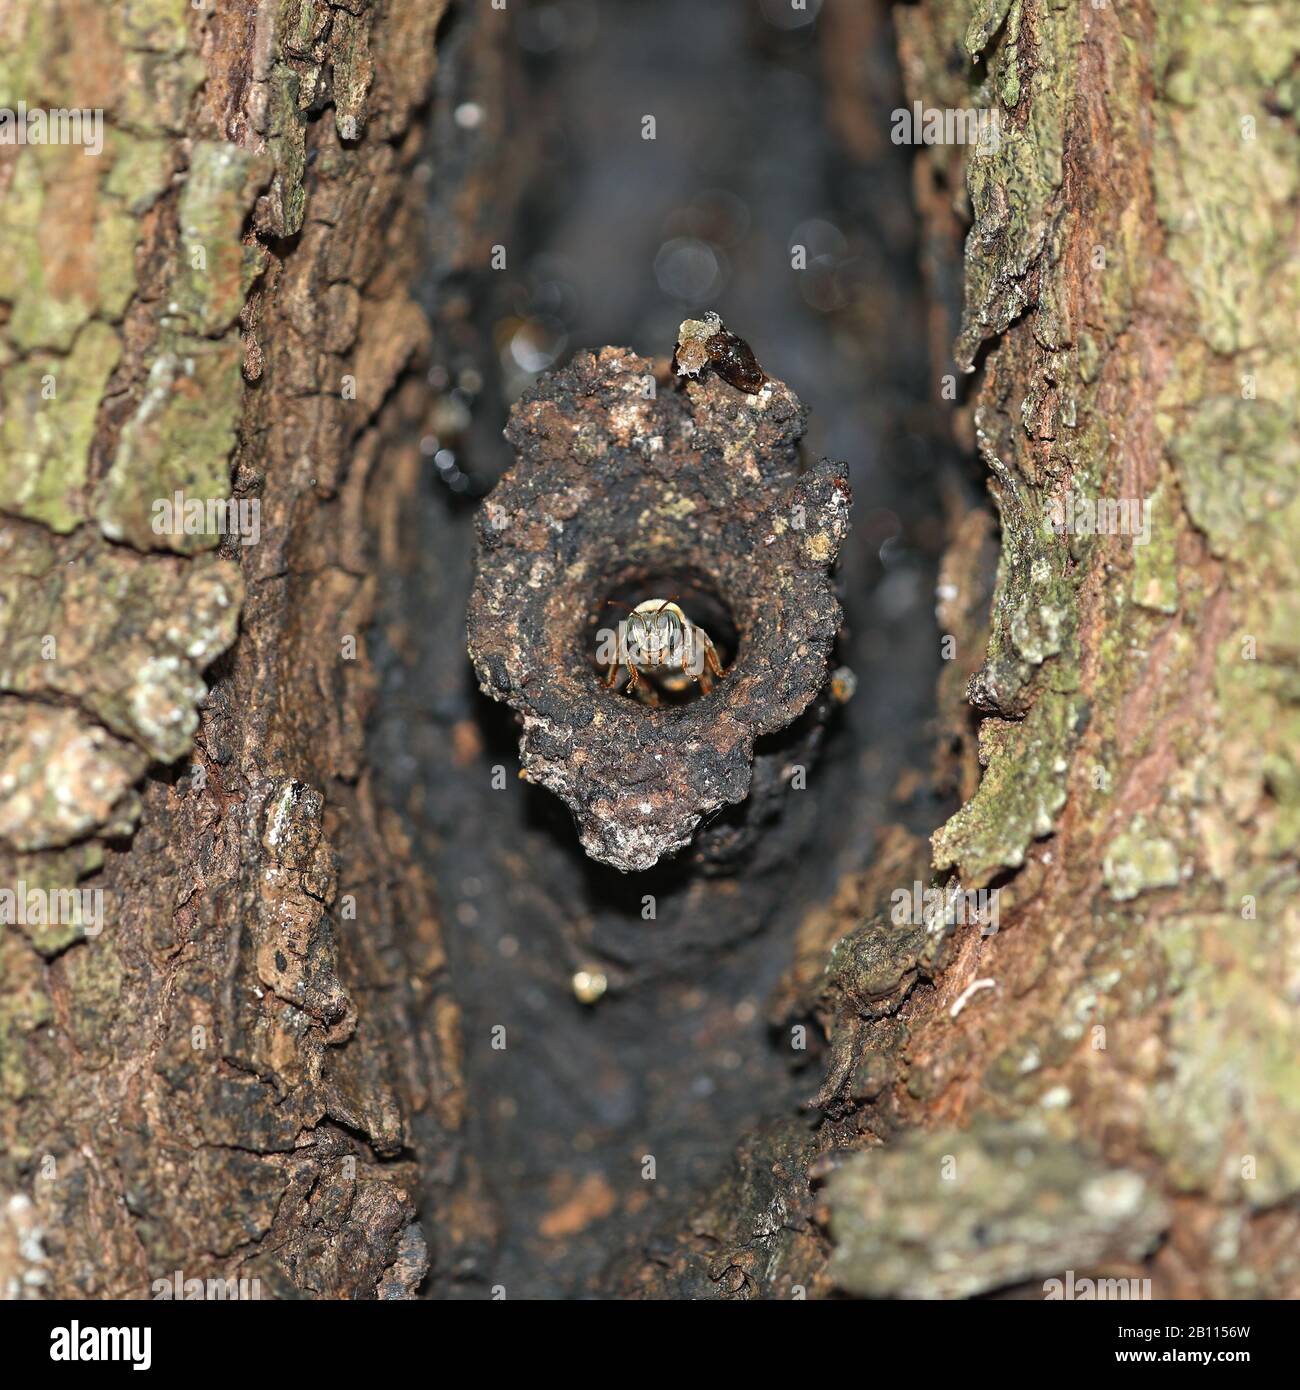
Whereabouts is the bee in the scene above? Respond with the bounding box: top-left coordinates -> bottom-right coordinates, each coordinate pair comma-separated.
600,597 -> 725,706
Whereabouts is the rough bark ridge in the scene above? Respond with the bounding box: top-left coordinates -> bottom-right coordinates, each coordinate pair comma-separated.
621,0 -> 1300,1299
0,0 -> 459,1297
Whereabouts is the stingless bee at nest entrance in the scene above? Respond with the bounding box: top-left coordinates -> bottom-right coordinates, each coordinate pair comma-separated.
589,577 -> 739,708
468,341 -> 849,871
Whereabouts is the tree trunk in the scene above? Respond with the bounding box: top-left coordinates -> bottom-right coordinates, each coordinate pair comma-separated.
0,0 -> 459,1298
2,0 -> 1296,1302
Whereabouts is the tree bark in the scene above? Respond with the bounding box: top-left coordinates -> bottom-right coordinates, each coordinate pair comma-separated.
3,0 -> 1296,1303
0,0 -> 459,1298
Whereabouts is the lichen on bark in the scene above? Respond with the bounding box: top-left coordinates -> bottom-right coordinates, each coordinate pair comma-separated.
0,0 -> 458,1300
847,0 -> 1300,1298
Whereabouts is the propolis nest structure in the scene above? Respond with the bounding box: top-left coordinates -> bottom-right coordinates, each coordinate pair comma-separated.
466,325 -> 850,873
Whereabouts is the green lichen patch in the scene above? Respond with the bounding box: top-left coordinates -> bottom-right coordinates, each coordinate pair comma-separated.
119,0 -> 193,55
1101,834 -> 1184,900
1009,589 -> 1067,667
1131,481 -> 1179,614
0,930 -> 53,1101
260,0 -> 390,236
266,63 -> 309,237
1213,654 -> 1300,857
117,0 -> 205,137
0,15 -> 210,545
95,342 -> 244,552
965,0 -> 1015,61
0,701 -> 146,851
932,693 -> 1078,883
0,321 -> 122,532
1103,820 -> 1182,901
102,132 -> 173,214
1151,901 -> 1300,1208
1152,5 -> 1300,356
0,147 -> 137,354
0,0 -> 200,136
0,545 -> 243,762
954,3 -> 1078,370
175,143 -> 273,338
95,135 -> 269,552
0,841 -> 107,957
55,930 -> 125,1062
1168,397 -> 1300,567
965,413 -> 1084,716
827,1120 -> 1168,1298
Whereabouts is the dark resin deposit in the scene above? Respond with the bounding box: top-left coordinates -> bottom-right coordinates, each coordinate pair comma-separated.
466,340 -> 850,872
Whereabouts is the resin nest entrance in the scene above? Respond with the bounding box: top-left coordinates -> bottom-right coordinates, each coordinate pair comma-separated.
467,343 -> 850,872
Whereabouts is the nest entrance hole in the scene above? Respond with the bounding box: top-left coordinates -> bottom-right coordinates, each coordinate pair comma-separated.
587,566 -> 740,707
